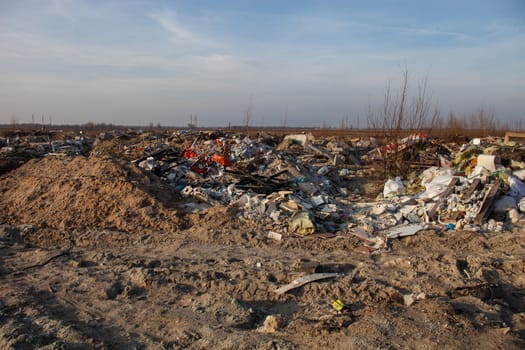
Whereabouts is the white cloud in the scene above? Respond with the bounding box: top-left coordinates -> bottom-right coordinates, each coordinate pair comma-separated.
409,27 -> 470,41
0,28 -> 177,70
149,10 -> 192,40
148,9 -> 220,50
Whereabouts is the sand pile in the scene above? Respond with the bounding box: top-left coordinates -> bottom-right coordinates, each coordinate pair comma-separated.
0,155 -> 181,233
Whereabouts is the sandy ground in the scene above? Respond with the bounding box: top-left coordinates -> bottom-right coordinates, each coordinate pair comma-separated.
1,155 -> 524,349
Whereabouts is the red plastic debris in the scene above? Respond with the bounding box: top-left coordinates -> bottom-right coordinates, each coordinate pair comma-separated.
191,161 -> 207,174
183,148 -> 198,159
211,153 -> 232,166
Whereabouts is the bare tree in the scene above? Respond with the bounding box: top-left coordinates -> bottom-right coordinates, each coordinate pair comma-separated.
281,104 -> 288,128
10,114 -> 18,126
408,75 -> 440,134
443,108 -> 501,136
243,94 -> 253,129
368,69 -> 441,176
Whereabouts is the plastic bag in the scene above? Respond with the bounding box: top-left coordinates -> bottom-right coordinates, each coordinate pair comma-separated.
509,175 -> 525,200
383,177 -> 405,198
288,211 -> 316,235
419,173 -> 455,200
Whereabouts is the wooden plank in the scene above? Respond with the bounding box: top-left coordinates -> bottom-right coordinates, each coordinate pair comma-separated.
275,273 -> 343,295
428,177 -> 459,221
463,178 -> 481,199
268,170 -> 288,180
348,227 -> 375,244
224,169 -> 288,194
306,144 -> 333,159
504,131 -> 525,144
474,180 -> 501,224
131,148 -> 170,164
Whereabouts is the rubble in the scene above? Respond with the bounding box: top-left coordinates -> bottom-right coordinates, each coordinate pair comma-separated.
258,314 -> 285,333
1,128 -> 524,250
1,127 -> 524,348
127,131 -> 522,244
403,292 -> 426,307
0,129 -> 102,175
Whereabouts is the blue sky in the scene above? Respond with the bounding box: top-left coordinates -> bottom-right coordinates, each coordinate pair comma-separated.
0,0 -> 524,127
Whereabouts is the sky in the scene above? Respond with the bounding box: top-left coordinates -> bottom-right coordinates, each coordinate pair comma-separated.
0,0 -> 524,127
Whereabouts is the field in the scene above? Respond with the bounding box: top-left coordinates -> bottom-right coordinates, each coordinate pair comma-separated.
0,127 -> 524,349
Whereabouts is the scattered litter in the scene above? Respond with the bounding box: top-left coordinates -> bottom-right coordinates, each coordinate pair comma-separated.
331,299 -> 349,312
267,231 -> 282,241
275,273 -> 344,295
1,127 -> 524,349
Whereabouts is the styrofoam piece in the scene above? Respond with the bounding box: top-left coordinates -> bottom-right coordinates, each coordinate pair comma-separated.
386,224 -> 425,239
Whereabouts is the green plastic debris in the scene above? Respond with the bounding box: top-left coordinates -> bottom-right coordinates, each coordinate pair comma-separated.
288,211 -> 316,235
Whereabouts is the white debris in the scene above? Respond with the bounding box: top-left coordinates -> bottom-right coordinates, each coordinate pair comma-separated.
386,224 -> 425,239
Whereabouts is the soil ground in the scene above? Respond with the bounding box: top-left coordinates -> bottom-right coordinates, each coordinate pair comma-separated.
1,154 -> 524,349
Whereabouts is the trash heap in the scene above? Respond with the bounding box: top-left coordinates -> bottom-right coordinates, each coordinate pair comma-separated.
2,128 -> 523,252
348,136 -> 525,251
132,132 -> 370,235
130,131 -> 524,251
0,129 -> 96,175
0,130 -> 95,156
362,133 -> 459,173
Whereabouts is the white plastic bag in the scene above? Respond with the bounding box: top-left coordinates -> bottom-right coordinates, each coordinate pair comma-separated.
420,173 -> 455,200
383,177 -> 405,198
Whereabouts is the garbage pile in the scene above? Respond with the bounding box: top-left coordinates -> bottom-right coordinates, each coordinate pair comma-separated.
131,131 -> 525,252
2,127 -> 524,251
346,137 -> 525,251
362,133 -> 459,173
0,130 -> 96,175
0,130 -> 95,156
129,132 -> 373,233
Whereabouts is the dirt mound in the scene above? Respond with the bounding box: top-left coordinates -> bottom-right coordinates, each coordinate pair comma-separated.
0,156 -> 181,234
